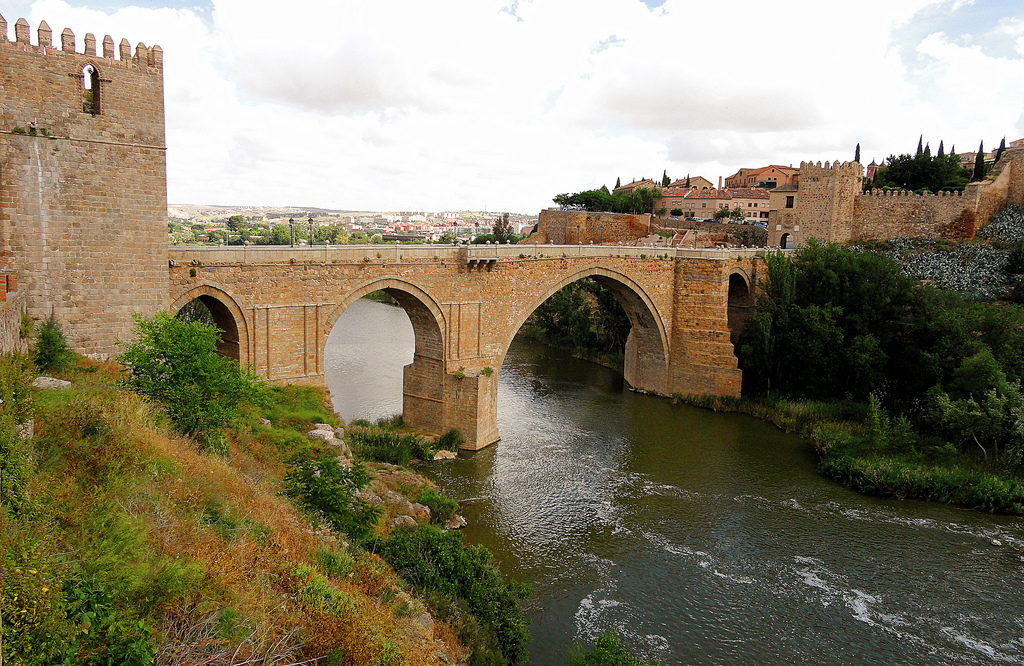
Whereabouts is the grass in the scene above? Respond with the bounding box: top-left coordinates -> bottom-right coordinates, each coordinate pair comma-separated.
1,357 -> 467,665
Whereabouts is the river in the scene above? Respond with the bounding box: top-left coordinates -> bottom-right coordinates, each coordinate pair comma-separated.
326,298 -> 1024,665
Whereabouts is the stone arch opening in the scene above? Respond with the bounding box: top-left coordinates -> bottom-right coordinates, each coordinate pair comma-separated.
82,64 -> 100,115
506,268 -> 670,396
727,271 -> 754,346
780,233 -> 794,249
171,287 -> 247,362
324,280 -> 446,434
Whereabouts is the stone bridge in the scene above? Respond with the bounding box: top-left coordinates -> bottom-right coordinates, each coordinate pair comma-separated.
168,243 -> 765,449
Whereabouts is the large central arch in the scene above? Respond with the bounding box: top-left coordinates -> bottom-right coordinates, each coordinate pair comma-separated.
323,278 -> 448,434
170,284 -> 249,363
504,267 -> 670,395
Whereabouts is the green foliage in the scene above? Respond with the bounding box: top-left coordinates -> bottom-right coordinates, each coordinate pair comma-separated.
437,428 -> 465,451
117,312 -> 265,450
568,630 -> 659,666
419,488 -> 458,525
866,140 -> 971,192
493,213 -> 515,244
258,384 -> 338,430
175,298 -> 216,327
346,426 -> 433,466
33,314 -> 76,373
19,311 -> 33,340
669,208 -> 683,217
553,187 -> 662,214
226,215 -> 246,232
0,355 -> 34,512
375,525 -> 530,665
316,547 -> 356,578
531,278 -> 631,364
283,453 -> 380,540
973,140 -> 987,181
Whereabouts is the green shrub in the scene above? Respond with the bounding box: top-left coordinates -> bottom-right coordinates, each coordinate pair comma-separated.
375,413 -> 404,428
118,312 -> 265,450
568,630 -> 660,665
419,487 -> 458,525
19,311 -> 33,340
316,547 -> 355,578
375,525 -> 530,665
437,428 -> 465,451
347,427 -> 433,466
259,384 -> 337,429
283,453 -> 380,540
33,314 -> 76,373
0,353 -> 35,512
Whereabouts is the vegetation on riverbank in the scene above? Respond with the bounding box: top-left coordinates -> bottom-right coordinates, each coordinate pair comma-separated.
0,313 -> 530,665
732,241 -> 1024,513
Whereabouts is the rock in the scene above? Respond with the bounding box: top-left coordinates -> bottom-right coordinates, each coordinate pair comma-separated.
307,428 -> 334,442
314,423 -> 333,430
435,650 -> 450,664
414,611 -> 434,639
15,419 -> 33,439
445,514 -> 467,530
333,440 -> 353,458
356,489 -> 383,506
258,417 -> 272,426
393,515 -> 417,530
433,449 -> 458,460
991,539 -> 1002,546
32,376 -> 70,389
334,427 -> 345,438
410,502 -> 431,523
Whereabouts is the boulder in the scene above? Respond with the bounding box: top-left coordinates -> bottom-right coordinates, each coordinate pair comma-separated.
410,502 -> 431,523
334,427 -> 345,438
393,515 -> 417,530
32,376 -> 70,389
314,422 -> 333,430
307,428 -> 334,442
356,489 -> 384,506
445,515 -> 468,530
433,449 -> 458,460
258,417 -> 272,426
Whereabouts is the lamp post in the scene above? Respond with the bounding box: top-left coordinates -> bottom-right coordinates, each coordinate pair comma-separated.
308,216 -> 314,247
289,217 -> 295,247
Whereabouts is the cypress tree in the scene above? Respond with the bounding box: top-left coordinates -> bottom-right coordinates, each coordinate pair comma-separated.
916,135 -> 924,157
973,141 -> 986,181
995,137 -> 1006,164
685,173 -> 691,188
615,176 -> 621,189
854,143 -> 861,163
937,140 -> 944,158
662,170 -> 670,187
924,142 -> 931,158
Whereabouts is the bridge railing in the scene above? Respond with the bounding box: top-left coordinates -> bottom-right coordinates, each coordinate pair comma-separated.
167,244 -> 776,265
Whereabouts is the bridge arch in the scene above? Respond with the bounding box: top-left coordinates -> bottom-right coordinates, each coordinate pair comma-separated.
505,266 -> 670,395
726,269 -> 755,347
170,284 -> 249,363
324,278 -> 448,434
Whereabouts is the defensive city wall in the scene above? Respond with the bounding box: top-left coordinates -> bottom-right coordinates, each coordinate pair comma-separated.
769,151 -> 1024,248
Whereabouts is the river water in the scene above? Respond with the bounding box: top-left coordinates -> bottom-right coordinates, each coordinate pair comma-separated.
326,298 -> 1024,665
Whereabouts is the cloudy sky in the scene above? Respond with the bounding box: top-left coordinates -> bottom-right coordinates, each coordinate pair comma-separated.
3,0 -> 1024,212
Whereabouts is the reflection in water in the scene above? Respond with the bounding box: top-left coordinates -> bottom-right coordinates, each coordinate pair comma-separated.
327,299 -> 1024,665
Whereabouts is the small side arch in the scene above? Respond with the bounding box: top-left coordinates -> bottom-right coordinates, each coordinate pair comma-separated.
170,284 -> 249,363
505,266 -> 670,394
727,269 -> 755,346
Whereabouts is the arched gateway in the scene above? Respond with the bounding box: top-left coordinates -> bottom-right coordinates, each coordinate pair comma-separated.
168,245 -> 763,449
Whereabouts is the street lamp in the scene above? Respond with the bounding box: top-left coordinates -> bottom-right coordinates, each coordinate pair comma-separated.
308,216 -> 314,247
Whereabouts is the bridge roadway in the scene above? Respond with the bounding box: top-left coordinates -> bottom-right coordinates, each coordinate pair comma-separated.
168,243 -> 766,449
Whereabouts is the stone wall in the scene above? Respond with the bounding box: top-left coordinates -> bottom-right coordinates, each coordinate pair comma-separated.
852,190 -> 973,240
0,17 -> 167,356
528,209 -> 651,245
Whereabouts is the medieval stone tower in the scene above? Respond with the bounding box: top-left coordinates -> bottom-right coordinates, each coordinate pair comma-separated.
790,160 -> 863,243
0,14 -> 167,356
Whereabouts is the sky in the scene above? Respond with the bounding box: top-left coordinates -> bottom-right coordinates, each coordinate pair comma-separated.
2,0 -> 1024,213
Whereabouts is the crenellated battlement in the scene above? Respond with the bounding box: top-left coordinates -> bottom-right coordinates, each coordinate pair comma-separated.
862,189 -> 963,198
0,14 -> 162,69
798,159 -> 864,178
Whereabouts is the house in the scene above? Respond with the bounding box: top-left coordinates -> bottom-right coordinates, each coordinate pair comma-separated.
725,165 -> 800,189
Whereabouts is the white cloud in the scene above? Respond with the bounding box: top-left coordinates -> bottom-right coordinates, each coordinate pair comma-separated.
11,0 -> 1024,211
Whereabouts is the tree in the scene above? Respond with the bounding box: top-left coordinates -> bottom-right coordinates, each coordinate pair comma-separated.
226,215 -> 246,232
615,176 -> 621,189
118,312 -> 264,451
369,233 -> 383,244
854,143 -> 861,163
995,137 -> 1006,164
937,140 -> 945,158
493,213 -> 514,243
670,208 -> 684,216
973,141 -> 986,181
685,174 -> 691,188
438,231 -> 457,244
33,315 -> 75,373
661,170 -> 671,187
916,134 -> 924,157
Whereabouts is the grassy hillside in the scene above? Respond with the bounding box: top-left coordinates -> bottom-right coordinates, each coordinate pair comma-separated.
1,357 -> 469,665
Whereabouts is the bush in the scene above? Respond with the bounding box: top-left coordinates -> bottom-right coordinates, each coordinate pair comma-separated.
437,428 -> 465,451
419,487 -> 458,525
375,525 -> 530,665
283,453 -> 380,540
568,630 -> 660,665
0,353 -> 35,512
118,312 -> 265,450
33,314 -> 76,373
347,426 -> 433,466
